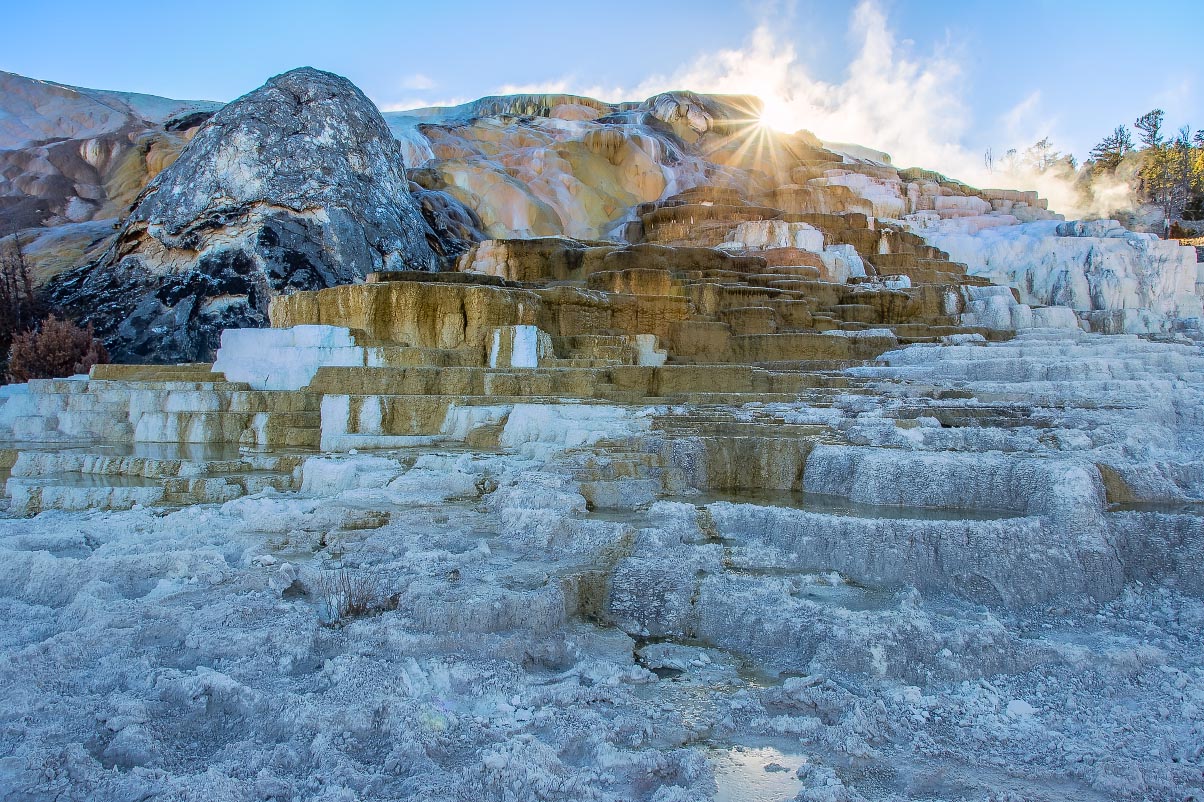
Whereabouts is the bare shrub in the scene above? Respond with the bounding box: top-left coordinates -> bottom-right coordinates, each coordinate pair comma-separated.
8,315 -> 110,383
313,568 -> 382,626
0,235 -> 41,366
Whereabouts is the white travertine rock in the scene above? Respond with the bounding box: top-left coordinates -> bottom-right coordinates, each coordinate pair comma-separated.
958,286 -> 1083,331
488,326 -> 554,368
213,325 -> 364,390
904,209 -> 1021,235
932,194 -> 993,218
497,403 -> 652,458
812,170 -> 908,217
823,328 -> 898,343
299,455 -> 404,494
911,219 -> 1203,330
803,444 -> 1106,526
632,334 -> 669,367
707,502 -> 1115,606
819,243 -> 868,283
722,220 -> 824,253
440,404 -> 512,440
2,315 -> 1204,801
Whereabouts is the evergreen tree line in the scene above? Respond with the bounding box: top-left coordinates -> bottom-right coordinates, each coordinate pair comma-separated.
986,109 -> 1204,226
1089,109 -> 1204,223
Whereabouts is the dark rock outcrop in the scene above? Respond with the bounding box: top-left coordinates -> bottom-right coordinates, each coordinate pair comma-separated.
48,67 -> 444,363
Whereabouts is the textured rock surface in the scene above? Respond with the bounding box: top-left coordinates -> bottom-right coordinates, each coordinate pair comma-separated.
4,324 -> 1204,800
0,69 -> 218,150
907,217 -> 1203,330
45,68 -> 443,363
4,60 -> 1204,802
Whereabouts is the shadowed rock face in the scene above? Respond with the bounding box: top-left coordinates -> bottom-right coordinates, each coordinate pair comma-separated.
47,67 -> 444,363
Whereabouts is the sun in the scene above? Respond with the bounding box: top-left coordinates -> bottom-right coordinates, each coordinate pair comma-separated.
757,95 -> 804,134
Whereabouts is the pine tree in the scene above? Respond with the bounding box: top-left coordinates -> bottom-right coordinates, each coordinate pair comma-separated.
1136,114 -> 1204,223
1020,137 -> 1076,174
1089,125 -> 1134,172
1135,109 -> 1165,149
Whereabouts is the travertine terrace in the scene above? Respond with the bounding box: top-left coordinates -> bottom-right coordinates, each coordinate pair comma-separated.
2,70 -> 1203,802
2,183 -> 1042,506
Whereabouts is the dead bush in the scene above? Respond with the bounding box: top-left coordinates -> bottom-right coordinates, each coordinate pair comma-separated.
8,315 -> 110,383
0,235 -> 41,366
313,568 -> 385,626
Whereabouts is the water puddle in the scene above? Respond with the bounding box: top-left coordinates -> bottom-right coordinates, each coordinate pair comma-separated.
1109,499 -> 1204,516
4,440 -> 252,460
710,745 -> 805,802
697,488 -> 1021,521
585,489 -> 1021,525
20,473 -> 164,488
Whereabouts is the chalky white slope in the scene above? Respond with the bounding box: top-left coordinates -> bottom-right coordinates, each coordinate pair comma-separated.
902,217 -> 1204,333
1,329 -> 1202,801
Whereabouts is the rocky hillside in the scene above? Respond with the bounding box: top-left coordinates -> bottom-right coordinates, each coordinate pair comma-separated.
48,68 -> 444,363
0,70 -> 220,270
1,67 -> 1200,362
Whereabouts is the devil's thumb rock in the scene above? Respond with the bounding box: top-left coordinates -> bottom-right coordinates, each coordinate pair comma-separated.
48,67 -> 443,363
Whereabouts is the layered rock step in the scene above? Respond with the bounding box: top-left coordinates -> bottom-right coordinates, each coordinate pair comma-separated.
449,240 -> 1008,360
4,446 -> 304,515
4,312 -> 1201,622
3,240 -> 1019,462
0,369 -> 322,449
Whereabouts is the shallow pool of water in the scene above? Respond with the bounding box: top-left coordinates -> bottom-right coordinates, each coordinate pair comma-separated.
710,744 -> 805,802
19,473 -> 164,489
699,489 -> 1022,521
586,488 -> 1022,524
1109,499 -> 1204,516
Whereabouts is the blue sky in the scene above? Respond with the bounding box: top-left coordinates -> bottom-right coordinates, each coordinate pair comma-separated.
3,0 -> 1200,169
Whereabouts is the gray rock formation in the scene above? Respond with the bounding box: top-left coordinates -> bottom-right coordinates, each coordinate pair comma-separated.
48,67 -> 444,363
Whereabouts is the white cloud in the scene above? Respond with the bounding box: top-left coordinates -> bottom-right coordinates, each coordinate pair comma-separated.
473,1 -> 975,175
401,73 -> 436,91
379,96 -> 470,113
380,1 -> 1123,217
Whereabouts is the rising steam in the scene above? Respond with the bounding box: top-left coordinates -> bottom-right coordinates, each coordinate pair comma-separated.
401,1 -> 1131,219
614,0 -> 1123,220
